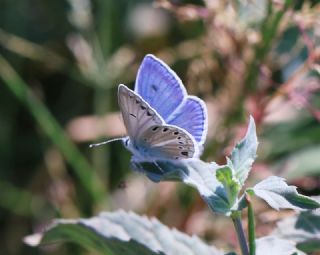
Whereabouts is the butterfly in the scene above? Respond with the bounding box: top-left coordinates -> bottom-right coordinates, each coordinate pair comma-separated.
91,54 -> 207,161
117,54 -> 208,161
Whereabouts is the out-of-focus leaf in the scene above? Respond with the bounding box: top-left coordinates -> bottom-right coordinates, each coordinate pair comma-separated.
273,199 -> 320,253
131,160 -> 231,214
251,176 -> 320,210
236,0 -> 268,26
229,116 -> 258,186
261,116 -> 320,161
24,210 -> 224,255
274,26 -> 308,81
216,166 -> 240,209
0,181 -> 34,216
274,146 -> 320,180
256,236 -> 306,255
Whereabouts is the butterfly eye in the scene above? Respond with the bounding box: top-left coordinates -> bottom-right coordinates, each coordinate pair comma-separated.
177,136 -> 182,139
152,126 -> 159,131
147,111 -> 152,116
178,146 -> 183,149
140,105 -> 146,110
174,131 -> 179,135
162,128 -> 169,132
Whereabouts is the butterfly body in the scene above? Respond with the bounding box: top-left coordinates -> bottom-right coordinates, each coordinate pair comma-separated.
118,55 -> 208,162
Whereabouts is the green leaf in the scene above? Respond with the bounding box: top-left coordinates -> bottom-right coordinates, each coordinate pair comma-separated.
131,160 -> 231,215
216,166 -> 241,208
230,116 -> 258,186
256,236 -> 306,255
251,176 -> 320,210
24,210 -> 224,255
273,199 -> 320,253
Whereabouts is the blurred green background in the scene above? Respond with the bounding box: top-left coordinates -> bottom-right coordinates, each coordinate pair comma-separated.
0,0 -> 320,254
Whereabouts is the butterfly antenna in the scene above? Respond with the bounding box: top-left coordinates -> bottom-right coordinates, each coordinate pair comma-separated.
89,137 -> 124,148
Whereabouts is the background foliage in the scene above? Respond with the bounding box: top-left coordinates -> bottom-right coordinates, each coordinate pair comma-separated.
0,0 -> 319,254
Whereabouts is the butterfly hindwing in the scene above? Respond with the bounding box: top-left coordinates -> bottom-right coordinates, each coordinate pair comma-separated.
167,96 -> 208,145
137,124 -> 198,160
135,54 -> 186,120
118,84 -> 163,140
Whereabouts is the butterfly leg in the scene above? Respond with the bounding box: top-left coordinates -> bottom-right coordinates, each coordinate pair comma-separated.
153,160 -> 165,174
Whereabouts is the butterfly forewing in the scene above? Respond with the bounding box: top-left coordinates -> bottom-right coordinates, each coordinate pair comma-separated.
135,55 -> 187,120
138,125 -> 198,159
118,84 -> 163,140
135,55 -> 207,147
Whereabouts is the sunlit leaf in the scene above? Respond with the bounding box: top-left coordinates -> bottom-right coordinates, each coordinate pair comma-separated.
273,199 -> 320,253
24,210 -> 224,255
230,116 -> 258,186
131,160 -> 231,214
251,176 -> 320,210
256,236 -> 306,255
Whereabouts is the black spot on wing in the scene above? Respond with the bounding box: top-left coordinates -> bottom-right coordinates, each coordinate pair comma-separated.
151,84 -> 158,92
181,151 -> 189,156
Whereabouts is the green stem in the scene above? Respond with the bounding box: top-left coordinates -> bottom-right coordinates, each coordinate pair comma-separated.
232,212 -> 250,255
0,54 -> 106,206
246,194 -> 256,255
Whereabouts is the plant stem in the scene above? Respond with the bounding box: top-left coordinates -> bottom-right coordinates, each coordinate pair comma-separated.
232,212 -> 250,255
246,194 -> 256,255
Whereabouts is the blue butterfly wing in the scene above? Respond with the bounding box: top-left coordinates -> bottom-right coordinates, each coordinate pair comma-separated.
167,96 -> 208,145
135,54 -> 186,120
